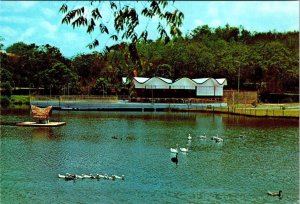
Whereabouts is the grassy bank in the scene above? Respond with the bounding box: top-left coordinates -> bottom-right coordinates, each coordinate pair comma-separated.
186,103 -> 299,118
1,95 -> 30,110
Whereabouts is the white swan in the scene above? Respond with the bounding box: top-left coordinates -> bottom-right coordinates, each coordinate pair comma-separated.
180,146 -> 189,152
211,134 -> 223,142
170,144 -> 179,153
215,137 -> 223,142
187,134 -> 192,140
199,133 -> 206,139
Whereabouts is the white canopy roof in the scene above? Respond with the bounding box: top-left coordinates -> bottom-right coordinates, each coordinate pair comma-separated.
122,76 -> 227,90
144,77 -> 172,89
215,78 -> 227,86
171,77 -> 197,90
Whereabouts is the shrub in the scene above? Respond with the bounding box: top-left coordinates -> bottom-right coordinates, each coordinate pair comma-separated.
0,81 -> 12,97
0,96 -> 11,107
281,97 -> 293,103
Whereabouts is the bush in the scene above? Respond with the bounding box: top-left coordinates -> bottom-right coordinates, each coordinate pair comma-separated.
281,97 -> 293,103
0,96 -> 11,107
1,81 -> 12,97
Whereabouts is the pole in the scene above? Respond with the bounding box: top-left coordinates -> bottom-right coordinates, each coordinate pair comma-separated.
67,83 -> 70,96
235,61 -> 240,108
237,65 -> 240,107
50,84 -> 53,98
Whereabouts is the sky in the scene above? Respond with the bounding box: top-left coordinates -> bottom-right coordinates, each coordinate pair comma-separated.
0,1 -> 299,58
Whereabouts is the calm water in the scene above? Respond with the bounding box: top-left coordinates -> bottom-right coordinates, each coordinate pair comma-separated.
1,110 -> 299,204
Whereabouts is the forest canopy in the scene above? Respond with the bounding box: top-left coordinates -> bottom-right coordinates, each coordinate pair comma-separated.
0,24 -> 299,98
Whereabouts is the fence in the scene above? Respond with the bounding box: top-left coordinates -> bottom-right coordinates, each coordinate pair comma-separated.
31,95 -> 118,102
224,90 -> 258,105
129,97 -> 224,104
197,106 -> 299,118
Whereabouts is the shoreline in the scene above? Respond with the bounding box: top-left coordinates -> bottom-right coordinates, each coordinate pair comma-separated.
1,101 -> 299,118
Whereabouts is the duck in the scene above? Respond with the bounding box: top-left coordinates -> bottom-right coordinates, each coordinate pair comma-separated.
75,174 -> 83,179
64,173 -> 76,181
187,134 -> 192,140
112,175 -> 125,180
82,174 -> 93,179
103,174 -> 110,180
267,190 -> 282,199
170,144 -> 179,153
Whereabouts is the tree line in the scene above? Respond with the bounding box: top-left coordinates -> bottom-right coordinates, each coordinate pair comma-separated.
0,25 -> 299,101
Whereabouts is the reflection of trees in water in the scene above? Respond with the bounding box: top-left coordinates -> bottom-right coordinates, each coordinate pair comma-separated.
32,128 -> 54,139
223,115 -> 299,128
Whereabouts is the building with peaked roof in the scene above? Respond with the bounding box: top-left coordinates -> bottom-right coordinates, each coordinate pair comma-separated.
122,76 -> 227,98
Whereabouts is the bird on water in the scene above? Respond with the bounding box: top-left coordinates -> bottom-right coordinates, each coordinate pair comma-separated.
267,190 -> 283,199
170,144 -> 179,153
171,153 -> 178,166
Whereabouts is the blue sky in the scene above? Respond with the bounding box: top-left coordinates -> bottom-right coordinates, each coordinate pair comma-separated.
0,1 -> 298,58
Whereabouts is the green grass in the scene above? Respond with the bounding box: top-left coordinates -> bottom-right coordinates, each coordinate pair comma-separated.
10,95 -> 30,104
6,95 -> 30,109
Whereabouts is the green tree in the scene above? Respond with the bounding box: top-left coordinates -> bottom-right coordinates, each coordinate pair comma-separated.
40,62 -> 79,95
93,77 -> 109,95
0,81 -> 12,97
59,1 -> 184,76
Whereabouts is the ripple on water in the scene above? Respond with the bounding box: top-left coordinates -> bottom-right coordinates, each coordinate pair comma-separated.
1,112 -> 299,203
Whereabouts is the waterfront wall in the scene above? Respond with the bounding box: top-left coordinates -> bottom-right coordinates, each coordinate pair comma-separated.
193,107 -> 299,118
30,98 -> 227,111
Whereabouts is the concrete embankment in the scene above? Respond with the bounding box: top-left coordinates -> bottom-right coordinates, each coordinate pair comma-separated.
30,99 -> 227,111
185,106 -> 299,118
30,100 -> 299,118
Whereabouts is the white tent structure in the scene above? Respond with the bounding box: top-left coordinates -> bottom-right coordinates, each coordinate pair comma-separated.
193,78 -> 227,96
133,77 -> 149,89
122,77 -> 172,89
214,78 -> 227,96
170,77 -> 197,90
123,76 -> 227,97
144,77 -> 172,89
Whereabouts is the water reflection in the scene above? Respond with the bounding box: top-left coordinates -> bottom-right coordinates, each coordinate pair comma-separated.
223,114 -> 299,128
32,128 -> 54,140
1,111 -> 298,203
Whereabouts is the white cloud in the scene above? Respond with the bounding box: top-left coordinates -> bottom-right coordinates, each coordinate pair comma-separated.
258,2 -> 299,16
208,7 -> 219,17
40,20 -> 58,33
19,27 -> 36,40
210,19 -> 221,27
19,1 -> 37,9
41,7 -> 57,19
0,26 -> 18,37
0,16 -> 28,24
194,19 -> 203,27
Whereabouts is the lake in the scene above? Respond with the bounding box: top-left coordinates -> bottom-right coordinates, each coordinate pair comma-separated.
1,110 -> 299,203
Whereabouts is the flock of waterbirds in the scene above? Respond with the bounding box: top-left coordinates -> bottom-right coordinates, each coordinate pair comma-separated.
170,133 -> 224,154
56,132 -> 282,200
170,133 -> 283,200
58,173 -> 125,181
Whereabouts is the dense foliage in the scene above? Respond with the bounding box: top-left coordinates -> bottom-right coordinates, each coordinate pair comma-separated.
0,25 -> 299,97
